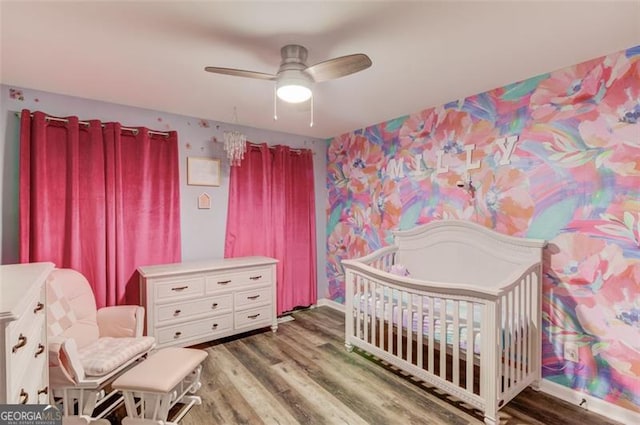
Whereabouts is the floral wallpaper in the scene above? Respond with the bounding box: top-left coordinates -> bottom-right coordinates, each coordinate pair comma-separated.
326,46 -> 639,411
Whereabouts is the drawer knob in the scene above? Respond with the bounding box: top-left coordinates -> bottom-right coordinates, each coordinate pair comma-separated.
171,286 -> 188,291
174,309 -> 181,316
248,313 -> 261,320
211,303 -> 219,309
38,386 -> 48,396
247,295 -> 260,300
249,275 -> 262,280
35,343 -> 45,358
174,331 -> 182,338
12,334 -> 27,353
19,389 -> 28,404
34,302 -> 45,314
212,323 -> 218,329
217,280 -> 231,285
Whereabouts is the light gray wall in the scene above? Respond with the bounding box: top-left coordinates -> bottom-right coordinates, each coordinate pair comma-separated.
0,84 -> 328,299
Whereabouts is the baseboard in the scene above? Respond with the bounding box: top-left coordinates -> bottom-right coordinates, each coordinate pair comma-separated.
316,298 -> 345,313
540,379 -> 639,425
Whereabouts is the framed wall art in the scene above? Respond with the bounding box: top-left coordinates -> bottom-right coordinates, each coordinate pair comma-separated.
197,193 -> 211,209
187,157 -> 220,186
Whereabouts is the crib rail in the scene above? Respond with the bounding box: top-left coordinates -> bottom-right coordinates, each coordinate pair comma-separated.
343,258 -> 542,425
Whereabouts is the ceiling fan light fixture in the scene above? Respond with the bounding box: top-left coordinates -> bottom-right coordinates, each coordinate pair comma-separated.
276,71 -> 312,103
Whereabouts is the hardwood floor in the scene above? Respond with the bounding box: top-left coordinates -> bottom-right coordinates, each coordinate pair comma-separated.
180,307 -> 621,425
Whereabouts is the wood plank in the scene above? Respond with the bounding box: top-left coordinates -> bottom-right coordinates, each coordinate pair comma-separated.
224,338 -> 328,424
209,344 -> 299,425
182,348 -> 265,425
269,328 -> 414,424
271,360 -> 369,425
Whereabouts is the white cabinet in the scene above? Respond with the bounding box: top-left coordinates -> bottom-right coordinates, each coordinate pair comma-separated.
0,262 -> 54,404
139,257 -> 278,348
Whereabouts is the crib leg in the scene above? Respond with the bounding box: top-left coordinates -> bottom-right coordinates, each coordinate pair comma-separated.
483,414 -> 497,425
530,380 -> 540,391
345,342 -> 353,352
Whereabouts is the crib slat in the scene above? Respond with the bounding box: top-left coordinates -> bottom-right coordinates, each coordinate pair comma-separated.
510,288 -> 516,387
523,275 -> 529,378
428,297 -> 434,374
522,275 -> 528,377
396,289 -> 402,357
526,274 -> 532,376
452,300 -> 460,386
504,292 -> 511,389
363,278 -> 369,344
371,282 -> 377,347
387,287 -> 393,355
466,301 -> 474,392
407,293 -> 413,365
380,286 -> 386,352
417,295 -> 424,369
517,282 -> 523,383
356,276 -> 362,340
439,298 -> 446,380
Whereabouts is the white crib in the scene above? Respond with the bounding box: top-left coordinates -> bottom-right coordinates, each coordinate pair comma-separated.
342,220 -> 546,425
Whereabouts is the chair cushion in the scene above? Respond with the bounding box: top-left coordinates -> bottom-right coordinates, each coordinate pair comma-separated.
47,283 -> 78,337
78,336 -> 155,377
47,269 -> 99,348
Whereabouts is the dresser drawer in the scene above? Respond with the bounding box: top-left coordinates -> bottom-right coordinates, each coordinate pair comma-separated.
156,294 -> 232,324
154,276 -> 205,301
7,290 -> 45,350
234,286 -> 272,309
205,271 -> 242,292
8,313 -> 46,390
237,267 -> 272,286
234,305 -> 272,331
9,338 -> 47,404
38,362 -> 50,404
205,267 -> 272,294
156,314 -> 233,346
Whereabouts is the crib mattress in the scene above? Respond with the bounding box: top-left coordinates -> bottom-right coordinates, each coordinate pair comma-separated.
354,292 -> 483,353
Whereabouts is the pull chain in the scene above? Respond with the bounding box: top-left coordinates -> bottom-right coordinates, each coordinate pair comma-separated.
273,86 -> 278,121
232,106 -> 239,124
310,93 -> 314,127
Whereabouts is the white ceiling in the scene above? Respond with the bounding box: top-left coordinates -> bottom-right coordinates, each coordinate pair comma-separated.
2,1 -> 639,139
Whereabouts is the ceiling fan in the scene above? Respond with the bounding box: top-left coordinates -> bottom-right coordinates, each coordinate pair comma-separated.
205,44 -> 372,104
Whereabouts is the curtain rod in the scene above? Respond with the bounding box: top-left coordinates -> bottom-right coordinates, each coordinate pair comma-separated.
15,112 -> 170,137
247,141 -> 313,155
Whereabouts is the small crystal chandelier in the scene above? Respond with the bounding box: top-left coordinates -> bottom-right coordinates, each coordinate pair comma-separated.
224,106 -> 247,166
223,130 -> 246,166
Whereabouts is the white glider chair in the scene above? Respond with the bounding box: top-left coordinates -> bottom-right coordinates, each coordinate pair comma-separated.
46,269 -> 155,422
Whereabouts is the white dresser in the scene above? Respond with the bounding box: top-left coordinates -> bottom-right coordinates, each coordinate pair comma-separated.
0,262 -> 54,404
139,256 -> 278,348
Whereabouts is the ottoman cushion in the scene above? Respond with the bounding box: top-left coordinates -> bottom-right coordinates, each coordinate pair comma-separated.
112,347 -> 208,393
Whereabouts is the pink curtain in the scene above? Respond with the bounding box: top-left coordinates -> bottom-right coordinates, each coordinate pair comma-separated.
19,110 -> 181,307
225,143 -> 317,315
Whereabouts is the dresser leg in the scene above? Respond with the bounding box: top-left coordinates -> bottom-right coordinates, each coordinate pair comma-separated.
271,324 -> 278,333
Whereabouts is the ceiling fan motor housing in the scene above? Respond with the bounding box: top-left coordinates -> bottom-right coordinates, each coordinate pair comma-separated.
276,45 -> 313,87
280,44 -> 308,65
276,45 -> 313,102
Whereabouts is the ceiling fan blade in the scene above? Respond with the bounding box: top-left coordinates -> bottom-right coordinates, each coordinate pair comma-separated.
305,54 -> 372,82
204,66 -> 276,81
